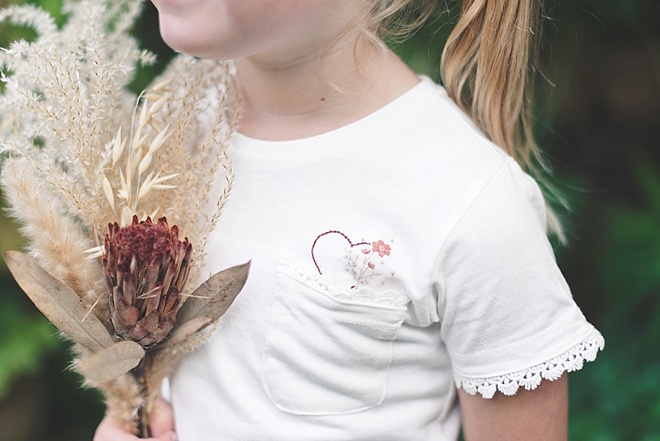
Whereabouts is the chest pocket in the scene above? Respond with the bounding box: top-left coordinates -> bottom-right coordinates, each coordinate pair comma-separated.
262,260 -> 408,415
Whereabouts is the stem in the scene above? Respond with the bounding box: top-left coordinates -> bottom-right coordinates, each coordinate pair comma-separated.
138,408 -> 151,438
133,359 -> 152,438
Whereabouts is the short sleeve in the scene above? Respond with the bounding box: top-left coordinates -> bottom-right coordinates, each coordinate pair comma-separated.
434,159 -> 604,399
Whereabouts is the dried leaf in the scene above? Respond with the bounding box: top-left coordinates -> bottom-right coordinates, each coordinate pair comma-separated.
80,341 -> 145,382
148,96 -> 168,116
121,207 -> 134,226
148,124 -> 171,153
152,77 -> 174,92
138,152 -> 152,175
153,173 -> 179,185
152,184 -> 176,191
138,101 -> 149,128
168,261 -> 250,346
137,171 -> 156,200
144,93 -> 162,102
164,316 -> 212,348
111,128 -> 125,166
102,175 -> 115,210
4,251 -> 115,352
148,207 -> 160,220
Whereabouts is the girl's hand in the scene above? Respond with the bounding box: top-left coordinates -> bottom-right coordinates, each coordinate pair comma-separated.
93,398 -> 177,441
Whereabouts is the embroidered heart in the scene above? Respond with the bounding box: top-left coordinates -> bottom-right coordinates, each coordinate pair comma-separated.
311,230 -> 370,275
310,230 -> 394,291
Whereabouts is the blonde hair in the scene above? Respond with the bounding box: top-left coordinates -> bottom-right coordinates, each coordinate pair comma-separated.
364,0 -> 565,239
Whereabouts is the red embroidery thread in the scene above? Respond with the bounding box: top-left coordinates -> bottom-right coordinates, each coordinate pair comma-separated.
311,230 -> 370,275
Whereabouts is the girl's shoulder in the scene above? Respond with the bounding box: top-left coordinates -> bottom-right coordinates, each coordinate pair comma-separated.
373,76 -> 538,209
396,76 -> 509,166
375,77 -> 551,239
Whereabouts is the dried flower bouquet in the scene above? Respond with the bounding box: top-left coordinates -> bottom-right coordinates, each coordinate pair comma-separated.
0,0 -> 248,435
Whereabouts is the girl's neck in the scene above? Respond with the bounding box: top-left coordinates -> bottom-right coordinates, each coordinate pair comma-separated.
234,38 -> 419,141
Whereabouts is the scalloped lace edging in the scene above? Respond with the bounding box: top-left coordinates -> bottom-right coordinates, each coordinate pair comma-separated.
279,260 -> 409,308
454,329 -> 605,399
332,286 -> 409,308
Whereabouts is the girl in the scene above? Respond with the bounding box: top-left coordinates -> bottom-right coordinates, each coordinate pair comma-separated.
95,0 -> 604,439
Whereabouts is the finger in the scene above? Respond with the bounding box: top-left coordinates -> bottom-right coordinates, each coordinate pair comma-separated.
149,398 -> 176,437
150,430 -> 177,441
94,415 -> 140,441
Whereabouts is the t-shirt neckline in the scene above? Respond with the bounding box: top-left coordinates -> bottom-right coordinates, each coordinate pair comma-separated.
232,76 -> 435,153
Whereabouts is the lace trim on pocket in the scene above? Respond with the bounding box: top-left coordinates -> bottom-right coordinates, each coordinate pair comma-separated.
454,328 -> 605,399
279,260 -> 409,309
333,287 -> 409,309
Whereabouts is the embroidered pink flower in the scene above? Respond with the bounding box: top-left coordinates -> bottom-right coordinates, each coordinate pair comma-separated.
310,230 -> 393,289
372,240 -> 391,258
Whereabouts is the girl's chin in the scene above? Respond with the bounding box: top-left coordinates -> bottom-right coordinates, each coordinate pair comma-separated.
153,0 -> 190,6
152,0 -> 204,12
159,24 -> 241,60
160,34 -> 226,60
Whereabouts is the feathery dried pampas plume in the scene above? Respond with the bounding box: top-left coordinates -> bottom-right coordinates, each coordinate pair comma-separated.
0,0 -> 248,435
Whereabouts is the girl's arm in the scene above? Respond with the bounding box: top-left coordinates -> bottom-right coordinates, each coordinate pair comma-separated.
93,398 -> 176,441
458,374 -> 568,441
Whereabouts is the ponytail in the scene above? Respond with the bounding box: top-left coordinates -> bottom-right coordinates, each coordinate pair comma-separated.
441,0 -> 541,172
441,0 -> 566,239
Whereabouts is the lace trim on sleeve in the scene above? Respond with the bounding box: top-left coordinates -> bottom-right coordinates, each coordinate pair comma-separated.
454,329 -> 605,399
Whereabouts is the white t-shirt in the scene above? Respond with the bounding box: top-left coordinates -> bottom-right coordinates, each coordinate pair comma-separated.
170,76 -> 604,440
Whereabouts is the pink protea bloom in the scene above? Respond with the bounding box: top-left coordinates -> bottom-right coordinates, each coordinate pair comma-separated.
103,216 -> 192,348
372,240 -> 391,258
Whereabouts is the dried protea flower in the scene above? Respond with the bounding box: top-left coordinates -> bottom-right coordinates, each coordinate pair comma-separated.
103,216 -> 192,348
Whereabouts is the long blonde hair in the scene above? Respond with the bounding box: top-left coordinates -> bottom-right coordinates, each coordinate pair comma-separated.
365,0 -> 564,239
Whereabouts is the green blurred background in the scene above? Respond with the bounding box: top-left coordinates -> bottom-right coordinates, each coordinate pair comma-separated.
0,0 -> 658,439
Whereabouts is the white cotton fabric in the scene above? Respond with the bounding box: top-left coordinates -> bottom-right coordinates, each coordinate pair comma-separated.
170,76 -> 604,440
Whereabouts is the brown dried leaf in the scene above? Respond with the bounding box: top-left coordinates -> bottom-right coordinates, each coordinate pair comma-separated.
164,316 -> 212,348
80,341 -> 145,382
4,251 -> 115,352
167,261 -> 250,346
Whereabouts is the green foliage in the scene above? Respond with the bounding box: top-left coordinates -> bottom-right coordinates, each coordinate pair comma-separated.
127,1 -> 174,93
568,150 -> 660,439
0,291 -> 60,399
0,195 -> 62,400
